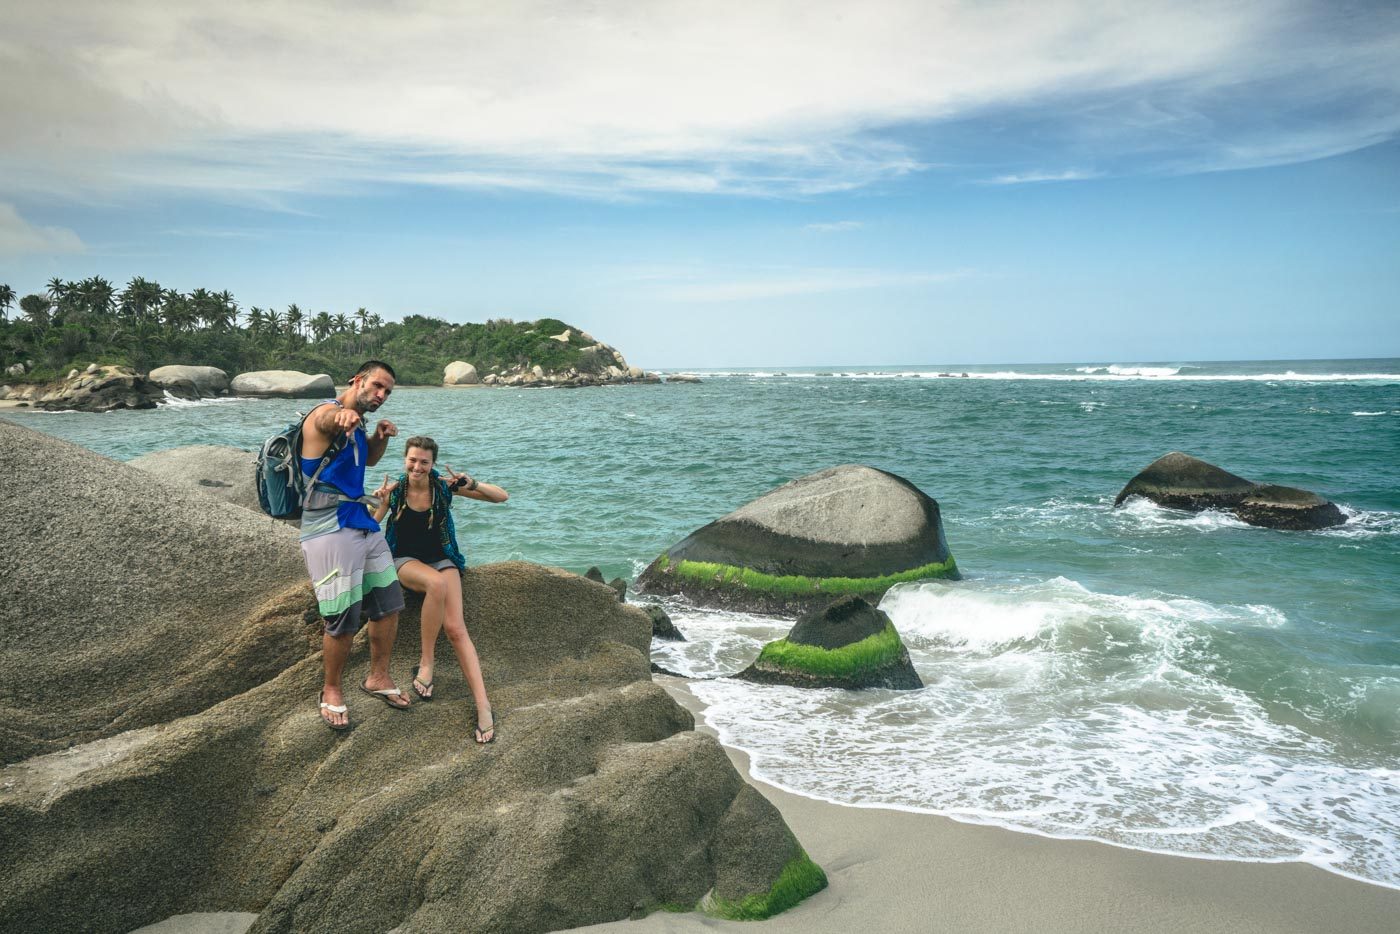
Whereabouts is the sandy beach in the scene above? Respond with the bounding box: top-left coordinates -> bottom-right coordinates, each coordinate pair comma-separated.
570,677 -> 1400,934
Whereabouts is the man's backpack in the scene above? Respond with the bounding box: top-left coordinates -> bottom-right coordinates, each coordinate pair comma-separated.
255,409 -> 346,519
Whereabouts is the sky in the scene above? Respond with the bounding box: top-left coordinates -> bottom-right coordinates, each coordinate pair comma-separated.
1,0 -> 1398,368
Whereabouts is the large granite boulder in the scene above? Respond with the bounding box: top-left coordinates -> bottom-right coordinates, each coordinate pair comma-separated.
443,360 -> 480,385
0,421 -> 823,933
127,444 -> 262,515
149,365 -> 230,397
735,595 -> 923,690
230,370 -> 334,398
1114,452 -> 1346,530
37,365 -> 166,412
636,465 -> 959,615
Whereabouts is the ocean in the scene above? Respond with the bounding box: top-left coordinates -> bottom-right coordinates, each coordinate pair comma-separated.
8,357 -> 1399,888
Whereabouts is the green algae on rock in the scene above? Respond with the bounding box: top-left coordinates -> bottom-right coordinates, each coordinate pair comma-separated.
636,464 -> 959,616
735,595 -> 924,690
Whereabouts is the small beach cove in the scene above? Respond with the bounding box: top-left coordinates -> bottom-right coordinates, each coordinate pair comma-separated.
5,357 -> 1399,927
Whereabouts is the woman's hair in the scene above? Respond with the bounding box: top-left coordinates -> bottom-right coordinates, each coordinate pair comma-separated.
404,436 -> 439,462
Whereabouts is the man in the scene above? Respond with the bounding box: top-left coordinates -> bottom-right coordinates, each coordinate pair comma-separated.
299,360 -> 407,729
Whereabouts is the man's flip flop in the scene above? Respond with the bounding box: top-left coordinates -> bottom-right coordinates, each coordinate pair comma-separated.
319,689 -> 350,731
360,681 -> 410,710
411,664 -> 433,702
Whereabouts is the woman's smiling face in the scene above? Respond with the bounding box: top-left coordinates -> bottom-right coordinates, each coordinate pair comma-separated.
405,445 -> 435,481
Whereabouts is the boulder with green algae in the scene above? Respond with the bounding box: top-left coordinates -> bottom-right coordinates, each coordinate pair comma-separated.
1114,452 -> 1346,531
635,464 -> 959,616
736,595 -> 923,690
0,422 -> 825,934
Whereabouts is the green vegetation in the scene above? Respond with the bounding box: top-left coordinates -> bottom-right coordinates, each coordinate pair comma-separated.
755,622 -> 905,678
702,850 -> 829,920
0,276 -> 602,385
657,554 -> 959,595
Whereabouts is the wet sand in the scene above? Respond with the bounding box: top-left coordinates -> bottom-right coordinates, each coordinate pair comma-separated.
569,677 -> 1400,934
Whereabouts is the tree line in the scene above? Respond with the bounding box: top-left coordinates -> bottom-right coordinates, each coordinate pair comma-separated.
0,277 -> 592,385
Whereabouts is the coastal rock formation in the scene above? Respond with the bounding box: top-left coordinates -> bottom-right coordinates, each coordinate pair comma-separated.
735,595 -> 923,690
442,360 -> 480,385
1114,452 -> 1346,530
0,421 -> 823,933
636,465 -> 959,616
230,370 -> 335,398
646,605 -> 685,642
149,365 -> 230,397
37,365 -> 167,412
128,444 -> 262,515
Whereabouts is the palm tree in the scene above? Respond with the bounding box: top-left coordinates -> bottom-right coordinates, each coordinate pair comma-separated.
355,306 -> 370,333
333,312 -> 350,334
246,306 -> 264,337
0,284 -> 14,323
216,290 -> 238,331
311,311 -> 333,342
367,312 -> 382,330
20,294 -> 52,330
285,304 -> 304,340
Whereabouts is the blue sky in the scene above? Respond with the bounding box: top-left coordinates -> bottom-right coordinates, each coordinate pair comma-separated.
2,0 -> 1397,368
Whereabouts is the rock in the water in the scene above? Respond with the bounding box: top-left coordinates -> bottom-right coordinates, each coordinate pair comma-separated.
585,565 -> 606,584
636,464 -> 959,615
230,370 -> 334,398
1235,484 -> 1348,531
127,444 -> 264,515
149,365 -> 230,397
1115,452 -> 1346,530
665,374 -> 701,383
38,365 -> 166,412
0,422 -> 824,932
608,576 -> 628,601
442,360 -> 479,385
646,605 -> 685,641
735,595 -> 922,690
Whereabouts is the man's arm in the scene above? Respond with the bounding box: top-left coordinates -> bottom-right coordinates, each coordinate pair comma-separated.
300,402 -> 355,460
366,419 -> 397,466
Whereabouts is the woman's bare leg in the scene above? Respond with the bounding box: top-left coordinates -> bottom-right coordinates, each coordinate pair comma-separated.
396,560 -> 448,698
437,567 -> 494,740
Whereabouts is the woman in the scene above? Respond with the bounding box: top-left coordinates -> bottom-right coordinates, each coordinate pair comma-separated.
372,435 -> 508,743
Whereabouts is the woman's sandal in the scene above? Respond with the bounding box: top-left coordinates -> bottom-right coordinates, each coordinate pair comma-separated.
473,712 -> 497,745
411,664 -> 434,702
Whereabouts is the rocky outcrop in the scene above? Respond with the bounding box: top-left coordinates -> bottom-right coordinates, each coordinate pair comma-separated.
127,444 -> 262,515
443,361 -> 480,385
37,365 -> 167,411
735,596 -> 922,690
585,566 -> 628,601
0,421 -> 823,933
230,370 -> 334,398
1114,452 -> 1346,530
636,465 -> 959,616
646,605 -> 685,642
149,365 -> 230,397
479,341 -> 661,389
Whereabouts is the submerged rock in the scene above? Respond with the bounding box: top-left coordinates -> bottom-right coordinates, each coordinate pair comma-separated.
735,595 -> 923,690
0,421 -> 824,933
1114,452 -> 1346,530
636,464 -> 959,615
646,605 -> 685,642
230,370 -> 334,398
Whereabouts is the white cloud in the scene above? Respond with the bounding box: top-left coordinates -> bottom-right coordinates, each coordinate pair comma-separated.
982,170 -> 1102,185
804,221 -> 866,232
1,1 -> 1397,200
0,203 -> 84,255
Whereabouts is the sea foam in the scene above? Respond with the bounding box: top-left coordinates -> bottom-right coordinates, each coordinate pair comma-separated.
661,577 -> 1400,890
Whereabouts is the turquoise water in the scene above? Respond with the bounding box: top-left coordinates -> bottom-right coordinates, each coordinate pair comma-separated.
8,357 -> 1400,886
